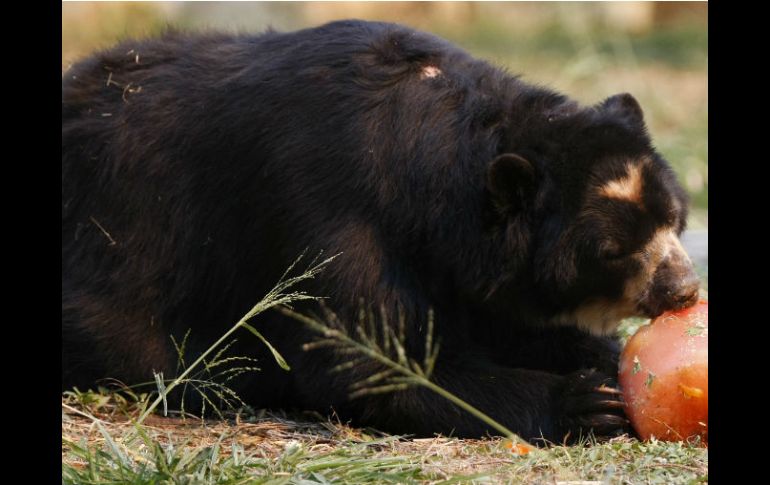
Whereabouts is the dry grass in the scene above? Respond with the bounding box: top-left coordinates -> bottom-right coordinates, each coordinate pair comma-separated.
62,394 -> 514,478
62,391 -> 707,484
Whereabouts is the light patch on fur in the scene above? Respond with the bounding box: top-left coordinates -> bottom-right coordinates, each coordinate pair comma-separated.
554,298 -> 637,336
420,65 -> 442,79
618,229 -> 680,306
621,227 -> 692,306
635,228 -> 692,277
645,229 -> 676,262
599,162 -> 644,206
556,228 -> 692,335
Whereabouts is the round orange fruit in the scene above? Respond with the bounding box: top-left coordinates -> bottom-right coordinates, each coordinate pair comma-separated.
618,300 -> 708,444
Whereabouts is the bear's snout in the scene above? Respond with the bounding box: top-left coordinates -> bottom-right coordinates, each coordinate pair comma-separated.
644,256 -> 700,317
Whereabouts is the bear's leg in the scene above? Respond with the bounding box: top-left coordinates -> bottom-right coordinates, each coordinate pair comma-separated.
292,348 -> 628,444
62,290 -> 176,394
486,326 -> 621,377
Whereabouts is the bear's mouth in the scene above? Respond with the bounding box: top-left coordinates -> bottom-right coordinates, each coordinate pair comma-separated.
638,304 -> 664,320
637,290 -> 699,320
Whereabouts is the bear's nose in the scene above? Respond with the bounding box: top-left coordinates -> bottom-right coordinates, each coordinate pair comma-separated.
666,274 -> 700,311
646,256 -> 701,316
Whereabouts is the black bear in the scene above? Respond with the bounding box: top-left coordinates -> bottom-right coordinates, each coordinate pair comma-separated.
62,20 -> 700,443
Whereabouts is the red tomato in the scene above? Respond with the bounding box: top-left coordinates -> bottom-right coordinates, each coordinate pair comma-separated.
618,300 -> 708,444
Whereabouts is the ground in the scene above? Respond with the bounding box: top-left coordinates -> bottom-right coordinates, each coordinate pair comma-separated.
61,368 -> 707,484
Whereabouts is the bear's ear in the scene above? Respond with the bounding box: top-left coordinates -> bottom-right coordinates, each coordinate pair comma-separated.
602,93 -> 644,124
486,153 -> 536,211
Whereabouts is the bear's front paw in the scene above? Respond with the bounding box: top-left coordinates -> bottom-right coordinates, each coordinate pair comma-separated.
556,368 -> 629,443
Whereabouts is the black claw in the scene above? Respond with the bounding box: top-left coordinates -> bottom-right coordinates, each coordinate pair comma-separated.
584,413 -> 629,427
570,399 -> 626,415
558,368 -> 630,441
594,384 -> 624,396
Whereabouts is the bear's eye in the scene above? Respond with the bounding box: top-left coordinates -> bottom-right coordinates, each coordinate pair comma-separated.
602,250 -> 627,261
598,240 -> 626,260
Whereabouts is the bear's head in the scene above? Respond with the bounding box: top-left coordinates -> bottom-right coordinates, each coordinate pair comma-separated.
483,93 -> 700,335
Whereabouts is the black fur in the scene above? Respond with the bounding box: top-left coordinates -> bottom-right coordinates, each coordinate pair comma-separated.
62,20 -> 692,443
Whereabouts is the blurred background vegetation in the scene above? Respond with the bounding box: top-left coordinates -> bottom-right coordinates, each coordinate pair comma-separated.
62,1 -> 707,228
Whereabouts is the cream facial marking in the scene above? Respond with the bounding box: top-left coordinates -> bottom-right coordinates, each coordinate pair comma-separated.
554,298 -> 637,336
620,227 -> 692,306
555,227 -> 691,336
420,65 -> 442,79
598,162 -> 644,206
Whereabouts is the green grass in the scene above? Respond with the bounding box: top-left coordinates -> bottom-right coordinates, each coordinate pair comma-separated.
449,21 -> 707,70
62,389 -> 707,484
